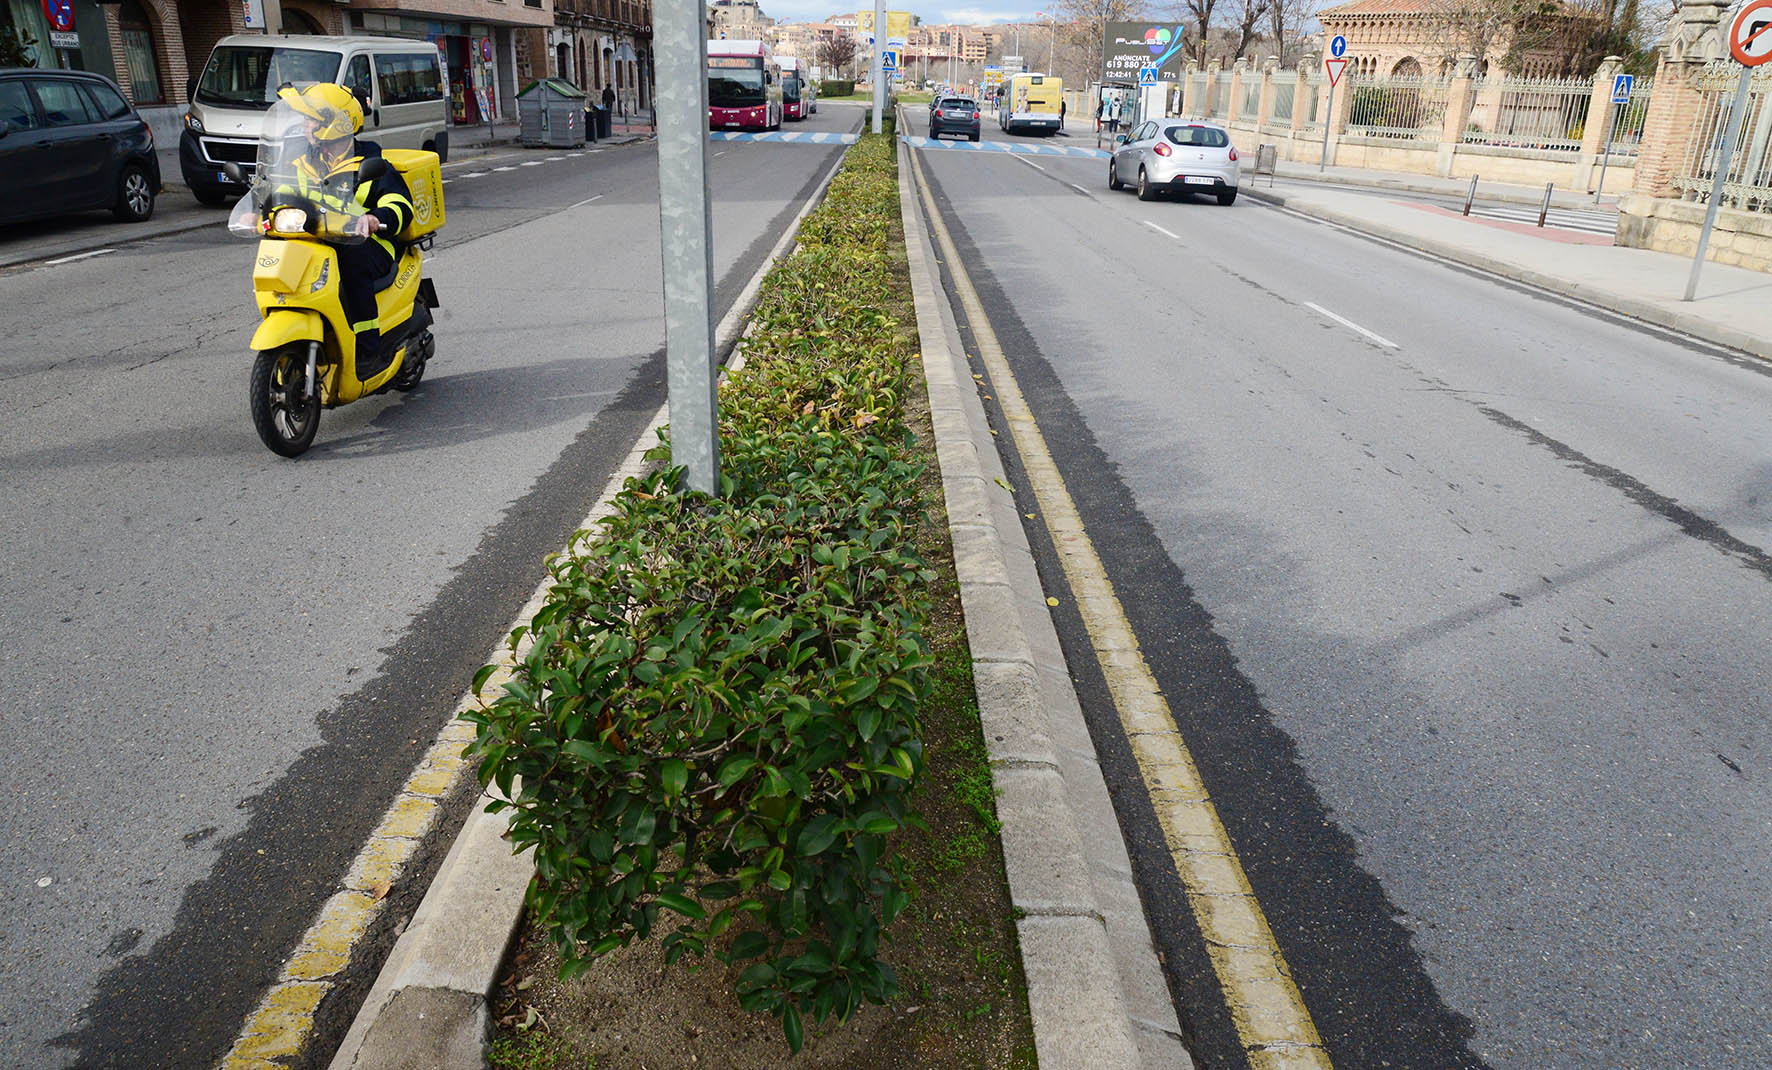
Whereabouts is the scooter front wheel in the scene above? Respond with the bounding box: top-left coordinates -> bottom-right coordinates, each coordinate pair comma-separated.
250,344 -> 321,457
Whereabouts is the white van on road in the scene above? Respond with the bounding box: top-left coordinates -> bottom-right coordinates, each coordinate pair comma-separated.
180,35 -> 450,205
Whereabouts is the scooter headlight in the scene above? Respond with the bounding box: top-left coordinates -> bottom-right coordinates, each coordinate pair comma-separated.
270,208 -> 310,235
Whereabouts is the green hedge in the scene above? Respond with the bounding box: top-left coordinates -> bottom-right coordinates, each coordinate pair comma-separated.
820,79 -> 855,98
467,132 -> 926,1052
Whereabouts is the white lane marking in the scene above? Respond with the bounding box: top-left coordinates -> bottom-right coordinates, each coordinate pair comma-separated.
1013,154 -> 1046,172
462,171 -> 489,178
44,248 -> 116,265
1143,220 -> 1182,241
545,156 -> 565,161
493,165 -> 518,172
1304,301 -> 1400,349
567,152 -> 584,158
714,150 -> 727,157
440,178 -> 452,185
1070,183 -> 1088,194
520,160 -> 544,167
567,193 -> 605,209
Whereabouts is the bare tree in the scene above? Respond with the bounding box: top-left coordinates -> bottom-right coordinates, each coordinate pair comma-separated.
1230,0 -> 1270,58
1267,0 -> 1318,65
817,36 -> 860,79
1178,0 -> 1223,64
1052,0 -> 1151,80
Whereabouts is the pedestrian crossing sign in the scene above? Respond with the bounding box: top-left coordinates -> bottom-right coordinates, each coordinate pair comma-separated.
1139,65 -> 1158,86
882,49 -> 900,72
1610,73 -> 1633,103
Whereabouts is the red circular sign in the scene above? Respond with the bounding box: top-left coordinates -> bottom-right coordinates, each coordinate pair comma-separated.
42,0 -> 74,34
479,38 -> 493,62
1730,0 -> 1772,66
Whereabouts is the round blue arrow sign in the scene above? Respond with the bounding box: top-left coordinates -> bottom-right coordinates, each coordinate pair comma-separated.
1330,35 -> 1347,58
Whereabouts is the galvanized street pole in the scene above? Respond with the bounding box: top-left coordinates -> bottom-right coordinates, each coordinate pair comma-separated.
1318,77 -> 1334,172
871,0 -> 886,133
654,0 -> 719,493
1595,100 -> 1619,206
1684,66 -> 1752,302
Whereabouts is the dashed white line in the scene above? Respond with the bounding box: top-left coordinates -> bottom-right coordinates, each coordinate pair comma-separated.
1143,220 -> 1182,241
1013,155 -> 1047,172
520,161 -> 544,167
545,156 -> 565,161
43,248 -> 115,265
714,150 -> 727,157
567,193 -> 605,209
493,166 -> 517,172
440,178 -> 452,184
1303,301 -> 1400,349
462,171 -> 489,178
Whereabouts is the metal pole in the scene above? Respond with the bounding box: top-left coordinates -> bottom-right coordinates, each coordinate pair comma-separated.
655,0 -> 719,493
1463,173 -> 1478,215
871,0 -> 886,134
1595,99 -> 1619,206
1685,65 -> 1752,302
1537,181 -> 1553,227
1319,78 -> 1335,172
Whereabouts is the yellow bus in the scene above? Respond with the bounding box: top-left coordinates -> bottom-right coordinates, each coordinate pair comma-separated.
997,73 -> 1064,136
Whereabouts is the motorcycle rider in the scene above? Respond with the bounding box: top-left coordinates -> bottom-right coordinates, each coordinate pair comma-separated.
276,83 -> 415,373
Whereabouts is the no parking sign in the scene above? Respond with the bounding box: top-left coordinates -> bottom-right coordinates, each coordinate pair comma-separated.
41,0 -> 74,33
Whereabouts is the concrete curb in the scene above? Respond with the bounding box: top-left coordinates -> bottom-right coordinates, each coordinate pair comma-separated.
1250,164 -> 1614,211
326,144 -> 850,1070
1243,186 -> 1772,363
897,137 -> 1192,1070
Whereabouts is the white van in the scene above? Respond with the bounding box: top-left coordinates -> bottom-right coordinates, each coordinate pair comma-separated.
180,35 -> 450,205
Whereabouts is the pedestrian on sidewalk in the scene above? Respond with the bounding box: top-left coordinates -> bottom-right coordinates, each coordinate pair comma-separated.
602,83 -> 616,118
1060,98 -> 1066,129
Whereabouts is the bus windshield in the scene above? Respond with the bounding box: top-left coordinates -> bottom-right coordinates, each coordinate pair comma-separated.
782,75 -> 801,101
197,46 -> 342,110
709,59 -> 765,107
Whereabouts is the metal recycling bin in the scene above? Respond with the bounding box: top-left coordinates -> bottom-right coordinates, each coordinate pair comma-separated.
517,78 -> 587,148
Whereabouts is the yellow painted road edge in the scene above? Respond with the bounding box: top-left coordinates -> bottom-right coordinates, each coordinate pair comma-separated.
907,145 -> 1333,1070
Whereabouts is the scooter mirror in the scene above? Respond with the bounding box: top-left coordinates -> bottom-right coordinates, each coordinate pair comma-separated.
358,157 -> 391,183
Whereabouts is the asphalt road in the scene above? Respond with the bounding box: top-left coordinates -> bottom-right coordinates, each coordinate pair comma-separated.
906,109 -> 1772,1069
0,106 -> 856,1068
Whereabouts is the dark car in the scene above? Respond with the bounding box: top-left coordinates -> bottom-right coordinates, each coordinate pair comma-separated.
930,95 -> 981,141
0,68 -> 159,226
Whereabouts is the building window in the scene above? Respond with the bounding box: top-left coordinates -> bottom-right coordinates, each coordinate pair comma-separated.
118,0 -> 165,106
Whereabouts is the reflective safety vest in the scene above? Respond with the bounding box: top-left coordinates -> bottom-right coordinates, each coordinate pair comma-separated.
279,149 -> 413,259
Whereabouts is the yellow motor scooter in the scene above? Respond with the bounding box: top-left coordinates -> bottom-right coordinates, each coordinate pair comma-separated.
228,100 -> 444,457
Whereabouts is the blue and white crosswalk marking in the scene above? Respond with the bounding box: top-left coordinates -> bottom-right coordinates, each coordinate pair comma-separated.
901,136 -> 1109,159
709,131 -> 860,144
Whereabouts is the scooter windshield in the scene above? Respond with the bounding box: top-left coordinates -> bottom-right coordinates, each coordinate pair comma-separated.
228,97 -> 368,245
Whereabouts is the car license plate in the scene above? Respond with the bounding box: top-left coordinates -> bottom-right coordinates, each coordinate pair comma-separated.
218,171 -> 230,183
1185,176 -> 1215,185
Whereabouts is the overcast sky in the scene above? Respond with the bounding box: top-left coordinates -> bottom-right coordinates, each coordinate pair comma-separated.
764,2 -> 1052,28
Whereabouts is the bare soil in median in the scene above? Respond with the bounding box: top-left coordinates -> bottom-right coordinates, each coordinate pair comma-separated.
486,158 -> 1035,1070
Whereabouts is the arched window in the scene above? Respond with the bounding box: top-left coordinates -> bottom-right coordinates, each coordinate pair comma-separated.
282,8 -> 324,33
118,0 -> 165,105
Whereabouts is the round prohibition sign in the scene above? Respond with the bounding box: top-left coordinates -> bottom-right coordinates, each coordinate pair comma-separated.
1731,0 -> 1772,67
42,0 -> 74,33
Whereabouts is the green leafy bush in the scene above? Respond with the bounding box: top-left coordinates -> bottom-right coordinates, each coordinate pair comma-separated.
467,133 -> 928,1052
820,79 -> 856,98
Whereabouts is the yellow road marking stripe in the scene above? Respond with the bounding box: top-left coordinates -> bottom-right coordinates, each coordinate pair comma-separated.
908,145 -> 1333,1068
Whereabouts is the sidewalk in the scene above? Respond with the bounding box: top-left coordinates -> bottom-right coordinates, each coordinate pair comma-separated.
1242,166 -> 1772,362
1253,157 -> 1624,211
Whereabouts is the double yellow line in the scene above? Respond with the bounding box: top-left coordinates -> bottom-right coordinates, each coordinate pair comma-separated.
907,146 -> 1333,1070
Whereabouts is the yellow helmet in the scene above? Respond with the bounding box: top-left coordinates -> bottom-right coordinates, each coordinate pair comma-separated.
279,83 -> 363,141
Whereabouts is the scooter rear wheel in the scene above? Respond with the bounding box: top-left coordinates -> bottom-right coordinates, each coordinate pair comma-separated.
251,344 -> 321,457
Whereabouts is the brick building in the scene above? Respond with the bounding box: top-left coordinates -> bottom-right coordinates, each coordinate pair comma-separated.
1316,0 -> 1600,78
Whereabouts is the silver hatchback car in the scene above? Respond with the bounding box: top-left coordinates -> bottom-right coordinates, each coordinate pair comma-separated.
1109,118 -> 1240,205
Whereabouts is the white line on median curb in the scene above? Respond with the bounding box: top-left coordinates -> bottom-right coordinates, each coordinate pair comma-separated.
1143,220 -> 1181,241
567,194 -> 605,209
1014,155 -> 1047,172
43,248 -> 115,265
1304,300 -> 1400,348
1070,183 -> 1088,194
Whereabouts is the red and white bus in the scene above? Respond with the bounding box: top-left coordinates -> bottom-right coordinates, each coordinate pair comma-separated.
707,40 -> 783,131
777,56 -> 815,120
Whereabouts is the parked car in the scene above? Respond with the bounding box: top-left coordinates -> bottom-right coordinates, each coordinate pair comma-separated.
0,68 -> 159,226
930,95 -> 981,141
1109,118 -> 1239,205
181,34 -> 451,206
